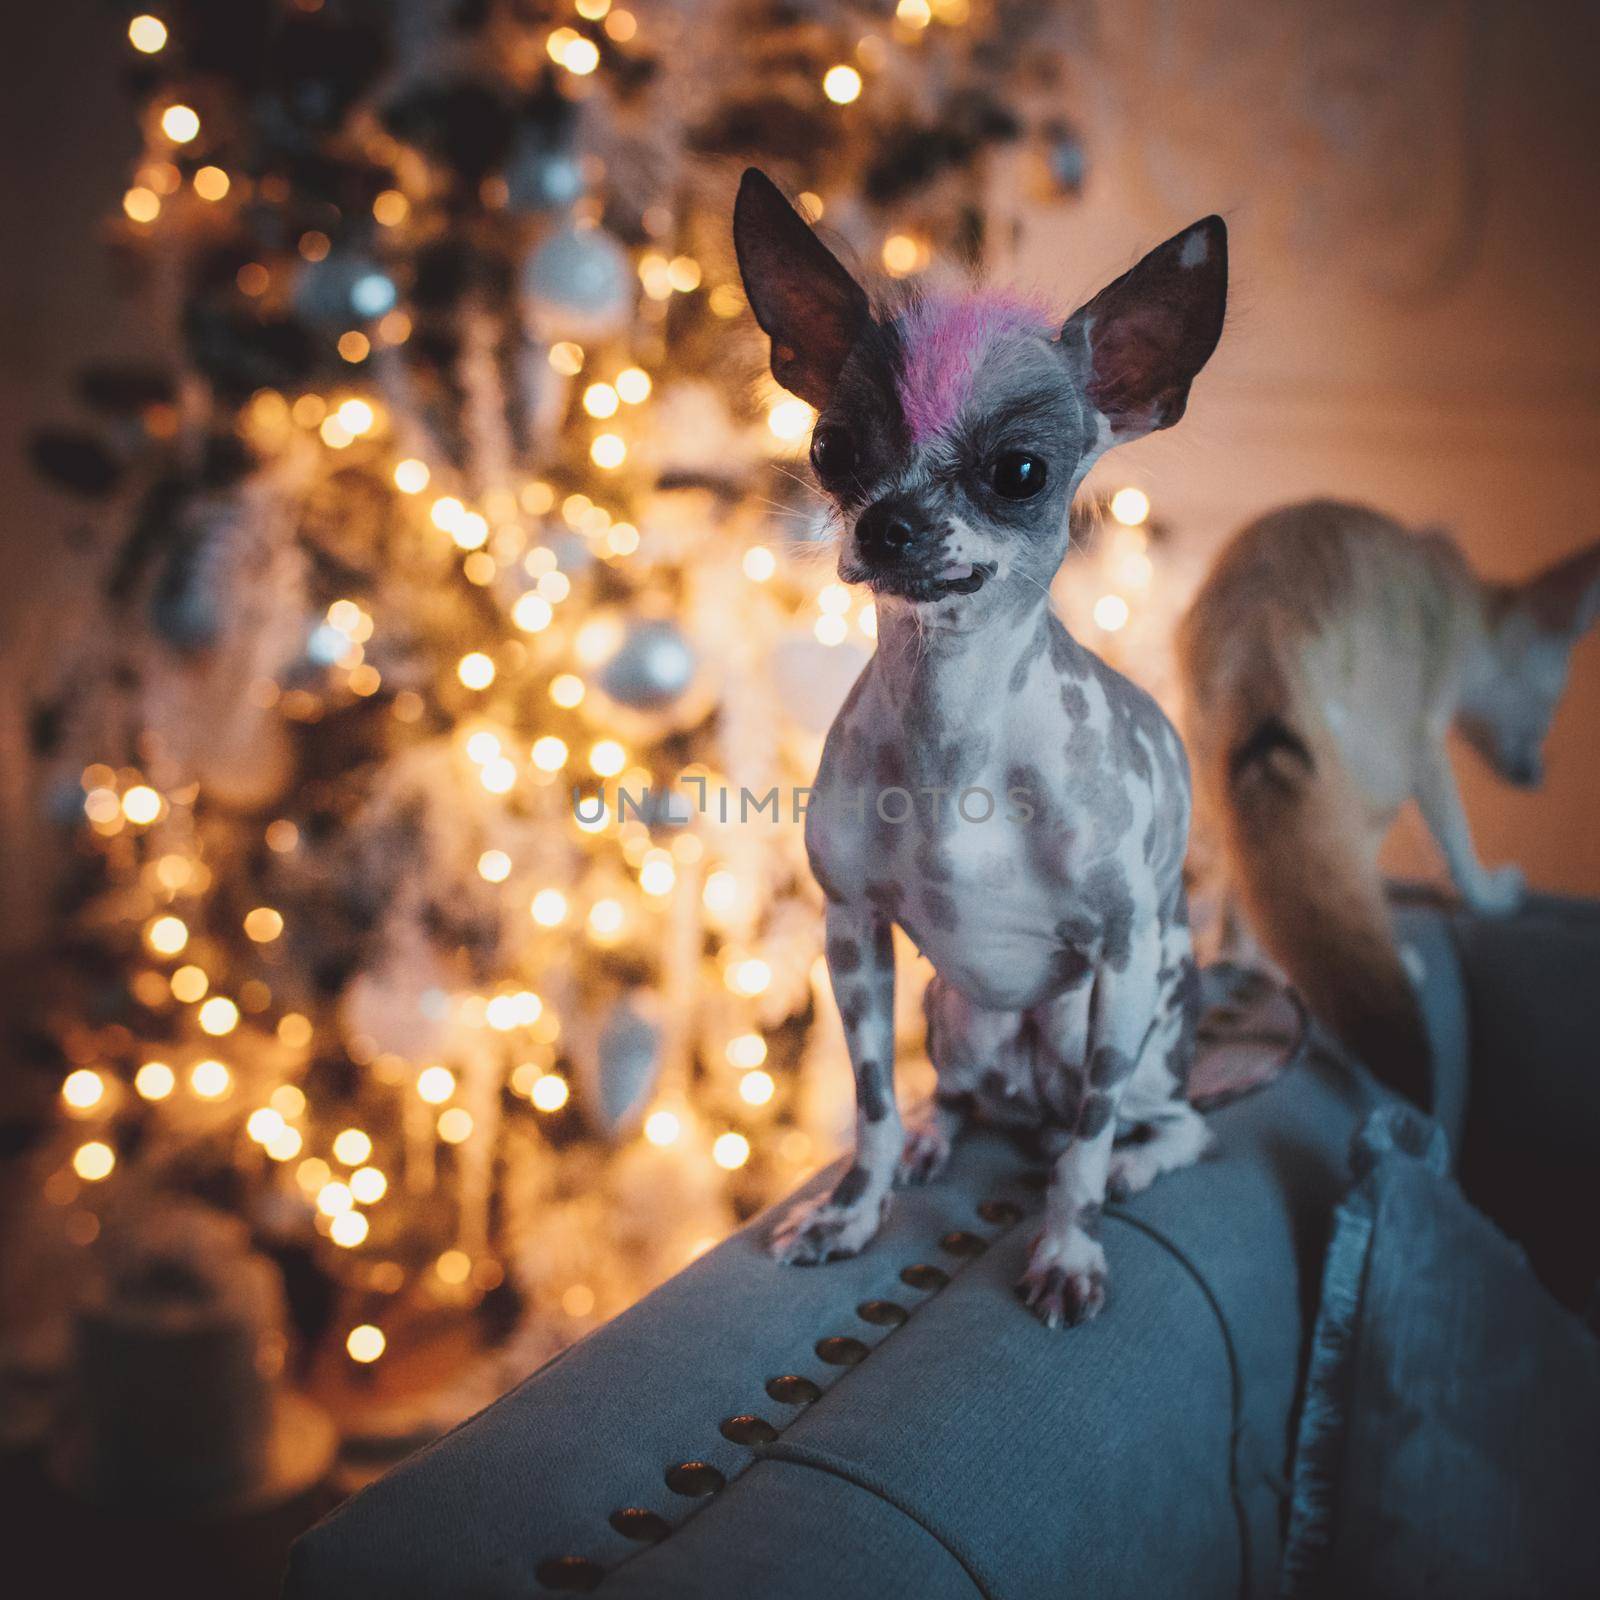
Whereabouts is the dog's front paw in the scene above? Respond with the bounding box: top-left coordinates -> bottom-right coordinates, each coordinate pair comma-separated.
1017,1226 -> 1107,1329
1106,1144 -> 1160,1202
769,1181 -> 889,1265
896,1114 -> 952,1187
1465,865 -> 1525,918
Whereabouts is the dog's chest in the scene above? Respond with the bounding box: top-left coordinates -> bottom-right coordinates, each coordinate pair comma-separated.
808,668 -> 1138,1010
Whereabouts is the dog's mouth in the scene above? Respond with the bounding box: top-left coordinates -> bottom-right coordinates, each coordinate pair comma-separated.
862,561 -> 995,603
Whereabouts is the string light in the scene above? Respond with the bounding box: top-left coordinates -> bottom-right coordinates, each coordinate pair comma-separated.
823,65 -> 862,103
244,907 -> 284,942
590,433 -> 626,469
278,1013 -> 313,1048
145,915 -> 188,956
193,166 -> 230,201
480,756 -> 516,793
550,674 -> 585,708
726,1033 -> 767,1069
615,367 -> 651,403
417,1066 -> 456,1104
643,1109 -> 681,1147
128,15 -> 168,52
134,1061 -> 176,1101
317,1181 -> 354,1216
123,186 -> 161,223
62,1069 -> 105,1110
513,593 -> 554,632
346,1325 -> 385,1363
1110,487 -> 1150,526
532,1073 -> 570,1111
332,1128 -> 372,1165
478,850 -> 512,883
190,1059 -> 231,1099
532,736 -> 568,771
437,1107 -> 474,1143
1093,594 -> 1131,632
171,965 -> 208,1002
247,1108 -> 286,1144
583,382 -> 619,418
458,652 -> 496,690
767,398 -> 815,441
330,1211 -> 369,1247
198,996 -> 240,1035
265,1125 -> 303,1161
373,189 -> 409,226
712,1132 -> 751,1170
742,546 -> 776,582
160,104 -> 200,143
122,785 -> 161,823
531,889 -> 569,927
350,1166 -> 387,1203
436,1250 -> 471,1285
739,1071 -> 775,1106
73,1142 -> 116,1181
589,739 -> 626,776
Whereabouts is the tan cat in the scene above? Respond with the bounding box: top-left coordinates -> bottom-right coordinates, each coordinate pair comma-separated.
1177,499 -> 1600,1105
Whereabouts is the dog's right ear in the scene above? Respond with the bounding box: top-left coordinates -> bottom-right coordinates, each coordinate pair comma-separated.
733,168 -> 870,411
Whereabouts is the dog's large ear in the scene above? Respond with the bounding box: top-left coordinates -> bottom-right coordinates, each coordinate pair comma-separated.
1521,539 -> 1600,637
1061,215 -> 1227,445
733,168 -> 870,411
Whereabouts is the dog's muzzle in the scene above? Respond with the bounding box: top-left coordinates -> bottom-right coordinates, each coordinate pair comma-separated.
849,494 -> 993,600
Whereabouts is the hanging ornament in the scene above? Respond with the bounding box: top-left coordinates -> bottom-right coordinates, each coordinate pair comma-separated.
521,223 -> 632,342
597,618 -> 697,712
293,249 -> 397,330
504,91 -> 584,215
570,990 -> 664,1142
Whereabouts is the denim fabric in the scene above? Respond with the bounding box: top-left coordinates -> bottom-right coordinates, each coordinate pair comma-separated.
1282,1108 -> 1600,1599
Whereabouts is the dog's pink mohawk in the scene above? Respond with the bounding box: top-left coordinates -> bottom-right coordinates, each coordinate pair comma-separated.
895,292 -> 1053,444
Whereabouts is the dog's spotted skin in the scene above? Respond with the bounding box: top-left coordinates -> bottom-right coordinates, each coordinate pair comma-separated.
737,170 -> 1228,1324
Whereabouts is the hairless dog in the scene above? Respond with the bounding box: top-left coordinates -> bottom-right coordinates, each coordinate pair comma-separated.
734,170 -> 1228,1326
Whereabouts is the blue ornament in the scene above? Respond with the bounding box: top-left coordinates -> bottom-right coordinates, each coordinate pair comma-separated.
294,250 -> 396,328
504,130 -> 583,215
595,999 -> 662,1132
598,619 -> 697,712
521,224 -> 631,340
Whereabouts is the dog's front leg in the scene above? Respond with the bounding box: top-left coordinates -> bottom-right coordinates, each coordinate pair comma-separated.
769,900 -> 900,1264
1019,938 -> 1157,1327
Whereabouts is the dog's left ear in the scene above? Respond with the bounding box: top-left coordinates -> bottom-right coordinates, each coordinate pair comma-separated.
1521,540 -> 1600,637
733,168 -> 870,411
1061,215 -> 1228,445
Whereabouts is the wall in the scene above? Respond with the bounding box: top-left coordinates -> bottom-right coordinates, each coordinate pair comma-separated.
1022,0 -> 1600,897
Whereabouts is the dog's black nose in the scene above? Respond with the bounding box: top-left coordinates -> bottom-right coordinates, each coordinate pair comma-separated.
856,494 -> 925,563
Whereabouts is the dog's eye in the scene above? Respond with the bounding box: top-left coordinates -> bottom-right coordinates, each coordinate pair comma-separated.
810,429 -> 858,484
989,452 -> 1048,500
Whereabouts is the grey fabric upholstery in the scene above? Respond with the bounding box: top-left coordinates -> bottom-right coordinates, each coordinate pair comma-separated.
286,900 -> 1592,1599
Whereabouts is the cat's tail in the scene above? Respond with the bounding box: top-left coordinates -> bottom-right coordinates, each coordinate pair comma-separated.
1184,649 -> 1432,1109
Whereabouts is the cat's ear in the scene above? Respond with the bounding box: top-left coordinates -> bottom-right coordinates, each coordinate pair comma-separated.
733,168 -> 870,411
1522,540 -> 1600,637
1061,216 -> 1228,445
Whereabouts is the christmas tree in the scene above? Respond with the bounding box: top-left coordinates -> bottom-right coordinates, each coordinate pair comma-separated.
15,0 -> 1172,1431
